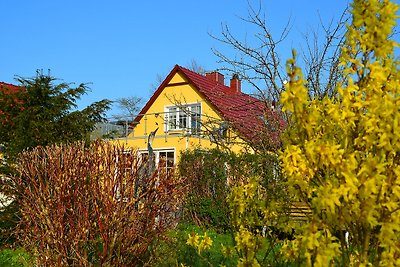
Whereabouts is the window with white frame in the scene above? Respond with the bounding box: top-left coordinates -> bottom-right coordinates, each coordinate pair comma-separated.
139,149 -> 175,174
158,150 -> 175,173
165,103 -> 201,134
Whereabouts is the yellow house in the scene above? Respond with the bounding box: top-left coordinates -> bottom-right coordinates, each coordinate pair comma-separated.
114,65 -> 270,168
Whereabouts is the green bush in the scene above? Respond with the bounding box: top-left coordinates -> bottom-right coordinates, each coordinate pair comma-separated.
0,165 -> 19,247
178,149 -> 230,230
178,149 -> 284,231
0,248 -> 32,267
0,202 -> 19,246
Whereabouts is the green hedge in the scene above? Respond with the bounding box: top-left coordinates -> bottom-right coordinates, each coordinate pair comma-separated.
178,149 -> 283,231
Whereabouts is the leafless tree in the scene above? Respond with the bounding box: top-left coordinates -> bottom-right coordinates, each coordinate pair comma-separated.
108,96 -> 143,137
150,60 -> 206,94
150,73 -> 166,94
114,96 -> 143,120
211,1 -> 350,104
187,59 -> 206,74
301,10 -> 349,99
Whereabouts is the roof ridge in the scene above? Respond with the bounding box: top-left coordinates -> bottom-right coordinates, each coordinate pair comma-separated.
177,65 -> 235,93
132,64 -> 274,143
0,82 -> 22,93
176,65 -> 263,101
0,81 -> 18,87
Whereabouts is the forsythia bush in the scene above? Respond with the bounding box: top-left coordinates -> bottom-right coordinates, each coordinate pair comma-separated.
280,0 -> 400,266
186,177 -> 292,267
227,177 -> 289,266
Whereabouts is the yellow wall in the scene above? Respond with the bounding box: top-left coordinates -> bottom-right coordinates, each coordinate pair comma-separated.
113,71 -> 249,162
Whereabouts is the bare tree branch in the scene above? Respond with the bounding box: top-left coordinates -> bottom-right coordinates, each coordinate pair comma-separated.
210,1 -> 350,105
114,96 -> 143,120
302,8 -> 349,99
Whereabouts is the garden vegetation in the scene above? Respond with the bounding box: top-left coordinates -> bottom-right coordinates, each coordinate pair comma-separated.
1,0 -> 399,266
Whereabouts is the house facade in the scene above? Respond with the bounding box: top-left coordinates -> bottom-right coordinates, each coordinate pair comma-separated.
113,65 -> 273,167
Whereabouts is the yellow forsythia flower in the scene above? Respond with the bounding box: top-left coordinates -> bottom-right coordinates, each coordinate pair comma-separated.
280,0 -> 400,265
186,232 -> 199,247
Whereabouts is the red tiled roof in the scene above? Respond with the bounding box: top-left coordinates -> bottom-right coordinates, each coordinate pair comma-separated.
0,82 -> 25,125
0,82 -> 21,93
178,66 -> 267,142
134,65 -> 278,143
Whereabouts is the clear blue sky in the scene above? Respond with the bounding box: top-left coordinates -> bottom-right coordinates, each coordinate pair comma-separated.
2,0 -> 396,117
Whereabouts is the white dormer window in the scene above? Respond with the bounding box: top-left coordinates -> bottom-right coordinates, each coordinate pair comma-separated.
165,103 -> 201,134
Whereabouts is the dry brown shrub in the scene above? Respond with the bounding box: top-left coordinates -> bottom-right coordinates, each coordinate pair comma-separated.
11,141 -> 185,266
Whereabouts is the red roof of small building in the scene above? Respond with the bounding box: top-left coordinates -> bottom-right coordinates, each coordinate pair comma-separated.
134,65 -> 281,143
0,82 -> 25,126
0,82 -> 21,93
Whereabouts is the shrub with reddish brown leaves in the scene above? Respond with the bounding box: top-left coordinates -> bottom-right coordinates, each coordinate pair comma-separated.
11,141 -> 184,266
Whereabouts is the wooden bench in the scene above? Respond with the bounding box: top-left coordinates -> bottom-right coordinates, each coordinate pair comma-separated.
289,202 -> 312,222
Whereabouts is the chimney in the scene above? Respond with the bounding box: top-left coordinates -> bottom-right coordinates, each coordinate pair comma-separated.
206,71 -> 224,86
230,73 -> 241,93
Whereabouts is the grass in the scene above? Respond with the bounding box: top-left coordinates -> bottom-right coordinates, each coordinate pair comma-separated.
151,223 -> 237,266
0,224 -> 293,266
0,224 -> 235,267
